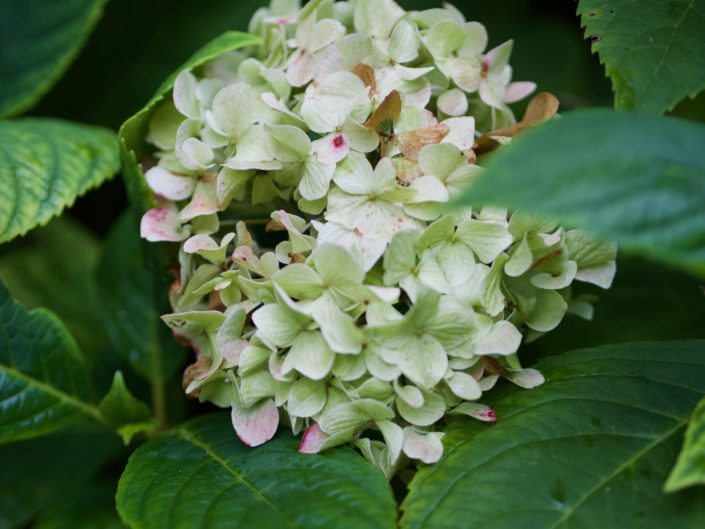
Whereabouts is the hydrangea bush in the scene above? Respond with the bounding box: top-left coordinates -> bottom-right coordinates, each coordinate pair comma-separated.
139,0 -> 616,476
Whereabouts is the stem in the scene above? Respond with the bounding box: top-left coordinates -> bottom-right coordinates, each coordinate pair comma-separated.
151,374 -> 168,429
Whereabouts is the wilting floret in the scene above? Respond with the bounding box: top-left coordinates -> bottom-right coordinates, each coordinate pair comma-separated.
140,0 -> 616,477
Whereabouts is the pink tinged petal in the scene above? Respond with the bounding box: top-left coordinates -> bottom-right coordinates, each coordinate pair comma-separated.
508,368 -> 545,389
451,402 -> 497,423
178,181 -> 219,222
403,82 -> 433,109
231,398 -> 279,447
298,423 -> 329,454
140,205 -> 190,242
286,49 -> 317,87
145,167 -> 195,200
312,133 -> 349,165
402,428 -> 444,464
505,81 -> 537,103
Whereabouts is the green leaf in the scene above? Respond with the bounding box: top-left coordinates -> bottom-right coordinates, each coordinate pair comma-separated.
116,413 -> 397,529
33,476 -> 127,529
401,341 -> 705,529
0,279 -> 108,443
99,371 -> 158,444
0,0 -> 108,117
578,0 -> 705,113
119,31 -> 260,211
0,217 -> 118,389
0,118 -> 119,244
458,109 -> 705,275
95,213 -> 186,382
666,395 -> 705,491
0,423 -> 122,529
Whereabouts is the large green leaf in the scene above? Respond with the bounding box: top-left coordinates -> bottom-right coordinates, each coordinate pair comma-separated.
666,395 -> 705,491
459,109 -> 705,275
95,214 -> 186,406
578,0 -> 705,113
0,217 -> 117,387
119,30 -> 260,211
0,118 -> 119,244
33,475 -> 127,529
116,413 -> 397,529
0,0 -> 108,118
401,341 -> 705,529
0,423 -> 122,529
0,280 -> 105,443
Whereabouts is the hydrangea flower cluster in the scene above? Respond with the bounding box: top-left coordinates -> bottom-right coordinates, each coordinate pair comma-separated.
139,0 -> 616,476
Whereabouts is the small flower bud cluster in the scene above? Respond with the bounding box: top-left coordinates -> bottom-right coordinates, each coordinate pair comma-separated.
140,0 -> 616,476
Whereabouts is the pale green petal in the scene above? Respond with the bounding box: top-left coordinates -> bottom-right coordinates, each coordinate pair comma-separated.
383,230 -> 420,286
458,21 -> 488,56
313,220 -> 388,272
312,243 -> 365,284
418,143 -> 464,179
565,229 -> 618,289
286,49 -> 317,87
300,155 -> 336,200
266,124 -> 312,162
238,345 -> 271,376
287,378 -> 327,417
473,320 -> 522,356
210,82 -> 255,138
389,20 -> 419,63
332,151 -> 375,194
444,56 -> 482,92
283,330 -> 335,380
507,368 -> 545,389
394,380 -> 424,408
216,168 -> 254,209
273,264 -> 325,300
252,303 -> 309,349
416,215 -> 456,251
380,333 -> 447,388
531,259 -> 578,290
426,20 -> 464,57
336,33 -> 373,68
455,219 -> 513,263
480,254 -> 507,316
332,354 -> 367,380
342,118 -> 380,153
318,399 -> 394,435
377,420 -> 404,465
183,232 -> 235,264
504,235 -> 533,277
442,116 -> 475,151
240,370 -> 277,408
485,39 -> 513,72
353,0 -> 404,38
173,69 -> 200,119
308,293 -> 364,354
445,371 -> 481,400
300,71 -> 371,133
397,388 -> 445,426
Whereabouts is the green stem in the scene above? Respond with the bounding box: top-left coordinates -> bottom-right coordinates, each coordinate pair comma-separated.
151,374 -> 168,429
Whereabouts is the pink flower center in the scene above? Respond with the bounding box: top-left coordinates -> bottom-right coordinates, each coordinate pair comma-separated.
332,135 -> 345,148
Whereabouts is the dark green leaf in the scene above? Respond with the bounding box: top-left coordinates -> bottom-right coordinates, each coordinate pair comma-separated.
0,280 -> 105,443
119,31 -> 260,211
0,118 -> 119,244
116,413 -> 397,529
0,423 -> 123,529
666,395 -> 705,491
95,213 -> 186,384
459,109 -> 705,275
99,371 -> 158,444
0,0 -> 108,117
0,217 -> 117,388
401,341 -> 705,529
33,476 -> 127,529
578,0 -> 705,113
